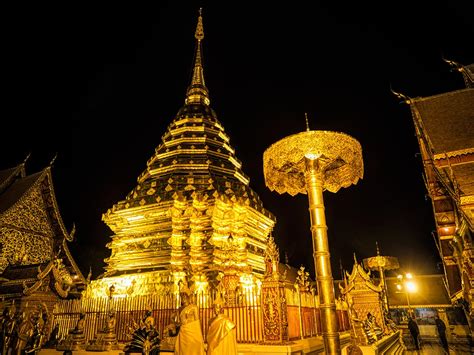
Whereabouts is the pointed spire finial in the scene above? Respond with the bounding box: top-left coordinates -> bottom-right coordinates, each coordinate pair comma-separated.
23,152 -> 31,165
353,252 -> 358,264
49,153 -> 58,167
305,113 -> 310,131
195,8 -> 204,41
185,8 -> 210,106
376,241 -> 380,256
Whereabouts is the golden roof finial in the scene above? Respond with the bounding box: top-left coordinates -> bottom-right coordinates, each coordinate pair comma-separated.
185,8 -> 210,106
195,8 -> 204,41
305,112 -> 310,131
376,241 -> 380,256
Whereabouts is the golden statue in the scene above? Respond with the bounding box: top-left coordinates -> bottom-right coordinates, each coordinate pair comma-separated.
206,296 -> 237,355
174,292 -> 205,355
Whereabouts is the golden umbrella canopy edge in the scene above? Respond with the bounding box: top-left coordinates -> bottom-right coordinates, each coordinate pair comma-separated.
263,130 -> 364,195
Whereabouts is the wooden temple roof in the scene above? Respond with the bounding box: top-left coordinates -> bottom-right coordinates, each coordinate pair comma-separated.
0,171 -> 43,213
411,88 -> 473,155
0,164 -> 25,194
0,163 -> 86,298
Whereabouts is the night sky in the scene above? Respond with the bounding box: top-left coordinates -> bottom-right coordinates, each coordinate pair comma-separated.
2,2 -> 473,280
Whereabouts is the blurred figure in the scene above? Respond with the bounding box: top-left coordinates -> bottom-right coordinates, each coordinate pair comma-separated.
407,316 -> 420,350
435,315 -> 449,353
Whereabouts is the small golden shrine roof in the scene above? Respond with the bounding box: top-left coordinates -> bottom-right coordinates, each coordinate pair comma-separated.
341,260 -> 382,294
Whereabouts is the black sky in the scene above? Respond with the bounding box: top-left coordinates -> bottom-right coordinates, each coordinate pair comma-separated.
2,2 -> 473,279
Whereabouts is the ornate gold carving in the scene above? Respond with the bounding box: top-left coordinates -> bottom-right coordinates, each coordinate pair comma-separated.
263,130 -> 364,195
0,227 -> 52,266
0,185 -> 53,235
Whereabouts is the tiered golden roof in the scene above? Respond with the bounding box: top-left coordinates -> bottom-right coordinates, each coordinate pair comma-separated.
93,11 -> 275,297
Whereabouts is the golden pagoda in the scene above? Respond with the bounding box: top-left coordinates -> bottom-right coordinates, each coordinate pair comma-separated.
86,10 -> 275,298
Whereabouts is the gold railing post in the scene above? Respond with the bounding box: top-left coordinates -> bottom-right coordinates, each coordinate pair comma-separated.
304,156 -> 341,354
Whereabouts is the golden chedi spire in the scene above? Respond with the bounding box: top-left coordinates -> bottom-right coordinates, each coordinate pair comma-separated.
185,8 -> 210,106
97,10 -> 275,292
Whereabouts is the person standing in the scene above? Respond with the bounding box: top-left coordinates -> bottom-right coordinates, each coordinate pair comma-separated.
435,315 -> 449,353
206,298 -> 237,355
407,316 -> 420,350
174,292 -> 205,355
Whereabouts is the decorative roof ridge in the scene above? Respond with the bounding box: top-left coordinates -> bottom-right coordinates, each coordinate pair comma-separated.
43,167 -> 76,243
434,148 -> 474,160
62,238 -> 87,286
0,169 -> 46,214
409,87 -> 473,103
185,8 -> 210,106
0,155 -> 30,192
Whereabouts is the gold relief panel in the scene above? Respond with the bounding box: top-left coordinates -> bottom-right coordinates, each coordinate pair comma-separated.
0,186 -> 53,236
0,227 -> 52,266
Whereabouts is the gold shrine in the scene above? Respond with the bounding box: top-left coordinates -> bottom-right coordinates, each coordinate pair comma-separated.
84,10 -> 275,299
340,258 -> 404,353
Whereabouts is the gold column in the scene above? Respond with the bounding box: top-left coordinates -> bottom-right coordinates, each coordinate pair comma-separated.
263,128 -> 363,355
305,156 -> 340,354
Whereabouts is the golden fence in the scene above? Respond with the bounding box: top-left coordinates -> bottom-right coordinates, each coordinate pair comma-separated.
52,288 -> 347,345
53,289 -> 263,344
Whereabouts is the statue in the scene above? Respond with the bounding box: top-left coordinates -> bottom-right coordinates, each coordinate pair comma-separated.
57,312 -> 86,351
206,297 -> 237,355
43,323 -> 60,348
383,310 -> 397,334
22,316 -> 44,355
362,312 -> 383,344
174,292 -> 205,355
14,311 -> 31,355
86,311 -> 119,351
123,309 -> 160,355
161,316 -> 180,352
1,304 -> 17,355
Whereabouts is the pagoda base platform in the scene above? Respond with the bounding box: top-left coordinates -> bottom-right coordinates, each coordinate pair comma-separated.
237,333 -> 351,354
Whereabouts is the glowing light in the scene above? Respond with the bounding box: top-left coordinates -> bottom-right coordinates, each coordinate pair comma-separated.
396,284 -> 402,291
405,273 -> 413,279
126,215 -> 144,222
397,274 -> 403,280
406,281 -> 417,293
304,152 -> 321,160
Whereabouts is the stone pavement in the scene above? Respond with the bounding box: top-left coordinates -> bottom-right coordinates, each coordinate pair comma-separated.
404,339 -> 473,354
